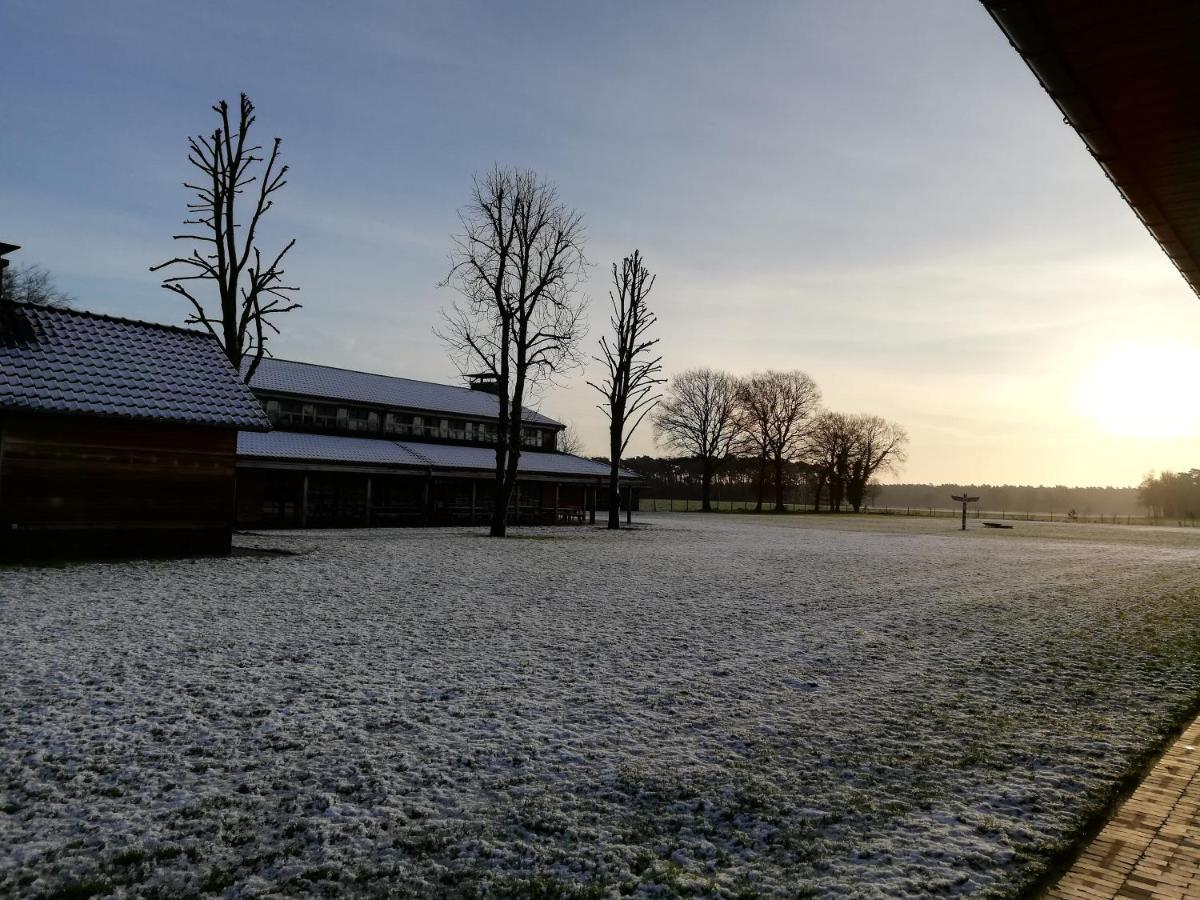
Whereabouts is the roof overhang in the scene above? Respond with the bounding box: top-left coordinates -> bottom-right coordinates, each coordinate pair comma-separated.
983,0 -> 1200,299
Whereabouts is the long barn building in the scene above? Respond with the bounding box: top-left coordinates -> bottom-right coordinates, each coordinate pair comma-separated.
235,358 -> 637,528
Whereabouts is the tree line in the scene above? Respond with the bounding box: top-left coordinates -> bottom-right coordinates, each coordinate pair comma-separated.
650,368 -> 907,513
1137,471 -> 1200,519
622,469 -> 1145,518
866,482 -> 1141,516
75,91 -> 908,536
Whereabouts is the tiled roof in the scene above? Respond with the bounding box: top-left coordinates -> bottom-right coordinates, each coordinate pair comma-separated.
237,430 -> 638,480
245,357 -> 562,427
404,441 -> 638,479
237,431 -> 429,467
0,304 -> 271,430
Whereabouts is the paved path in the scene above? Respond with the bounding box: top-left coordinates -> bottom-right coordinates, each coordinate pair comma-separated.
1045,716 -> 1200,899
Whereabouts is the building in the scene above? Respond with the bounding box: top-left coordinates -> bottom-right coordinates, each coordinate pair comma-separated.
235,357 -> 637,528
0,302 -> 271,557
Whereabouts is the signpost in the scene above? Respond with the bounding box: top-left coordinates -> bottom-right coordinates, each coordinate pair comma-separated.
951,494 -> 980,531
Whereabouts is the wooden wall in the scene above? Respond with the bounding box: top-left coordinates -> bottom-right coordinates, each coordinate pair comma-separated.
0,413 -> 238,557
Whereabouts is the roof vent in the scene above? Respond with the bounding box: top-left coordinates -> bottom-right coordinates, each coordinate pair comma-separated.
467,372 -> 502,396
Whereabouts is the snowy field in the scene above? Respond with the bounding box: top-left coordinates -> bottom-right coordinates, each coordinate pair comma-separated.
4,514 -> 1200,898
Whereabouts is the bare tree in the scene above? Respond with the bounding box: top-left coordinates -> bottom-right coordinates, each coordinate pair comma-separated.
736,375 -> 772,512
588,250 -> 664,529
652,369 -> 742,512
845,415 -> 908,512
763,371 -> 821,512
739,371 -> 821,513
806,411 -> 856,511
556,422 -> 587,456
151,93 -> 300,382
439,166 -> 587,537
0,263 -> 74,308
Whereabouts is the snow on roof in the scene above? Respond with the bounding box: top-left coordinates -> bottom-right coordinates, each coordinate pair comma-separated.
405,440 -> 638,479
0,304 -> 271,430
237,430 -> 638,480
245,357 -> 562,427
237,430 -> 430,467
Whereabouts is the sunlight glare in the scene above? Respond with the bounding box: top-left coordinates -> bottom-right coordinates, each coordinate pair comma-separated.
1078,342 -> 1200,439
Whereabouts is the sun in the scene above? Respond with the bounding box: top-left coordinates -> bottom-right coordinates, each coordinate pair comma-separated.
1077,341 -> 1200,439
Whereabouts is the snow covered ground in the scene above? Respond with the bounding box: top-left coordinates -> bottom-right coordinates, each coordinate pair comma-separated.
3,513 -> 1200,898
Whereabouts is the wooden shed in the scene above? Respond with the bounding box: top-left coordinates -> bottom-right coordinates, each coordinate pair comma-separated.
0,302 -> 271,557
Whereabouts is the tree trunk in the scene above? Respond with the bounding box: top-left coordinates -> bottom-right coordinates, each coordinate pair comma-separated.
607,452 -> 621,530
848,477 -> 865,513
701,462 -> 713,512
754,452 -> 766,512
490,471 -> 510,536
489,428 -> 509,537
773,454 -> 786,512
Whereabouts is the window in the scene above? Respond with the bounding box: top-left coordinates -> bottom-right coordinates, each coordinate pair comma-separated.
274,399 -> 304,426
385,413 -> 415,435
304,404 -> 339,428
347,407 -> 379,433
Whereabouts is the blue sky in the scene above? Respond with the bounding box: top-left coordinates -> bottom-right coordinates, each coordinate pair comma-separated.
5,1 -> 1199,485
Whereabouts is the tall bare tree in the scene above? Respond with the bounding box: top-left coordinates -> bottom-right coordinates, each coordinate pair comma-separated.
763,371 -> 821,512
0,263 -> 74,308
738,370 -> 821,513
439,166 -> 587,537
589,250 -> 663,529
151,93 -> 300,382
807,411 -> 856,511
652,369 -> 742,512
736,375 -> 772,512
845,415 -> 908,512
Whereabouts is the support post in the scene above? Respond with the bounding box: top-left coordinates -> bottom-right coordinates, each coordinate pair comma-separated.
951,494 -> 979,531
423,471 -> 433,524
589,483 -> 597,525
364,476 -> 372,527
553,483 -> 560,525
470,480 -> 477,526
299,474 -> 309,528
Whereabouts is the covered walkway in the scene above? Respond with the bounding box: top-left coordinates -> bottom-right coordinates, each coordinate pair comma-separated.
1045,715 -> 1200,899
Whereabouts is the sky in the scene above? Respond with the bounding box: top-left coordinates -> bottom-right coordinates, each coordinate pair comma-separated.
4,1 -> 1199,487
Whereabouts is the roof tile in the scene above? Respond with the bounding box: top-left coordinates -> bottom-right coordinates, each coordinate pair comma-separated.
0,304 -> 271,430
237,430 -> 637,479
246,357 -> 561,427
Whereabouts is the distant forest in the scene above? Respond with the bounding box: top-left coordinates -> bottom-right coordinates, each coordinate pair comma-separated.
870,483 -> 1140,517
624,455 -> 1144,516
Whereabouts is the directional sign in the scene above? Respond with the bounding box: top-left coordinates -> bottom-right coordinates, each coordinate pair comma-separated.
951,494 -> 980,530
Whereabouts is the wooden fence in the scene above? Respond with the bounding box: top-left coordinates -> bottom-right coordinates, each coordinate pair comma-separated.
640,498 -> 1199,527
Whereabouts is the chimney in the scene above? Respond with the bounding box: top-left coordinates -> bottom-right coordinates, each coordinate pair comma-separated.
0,242 -> 19,307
